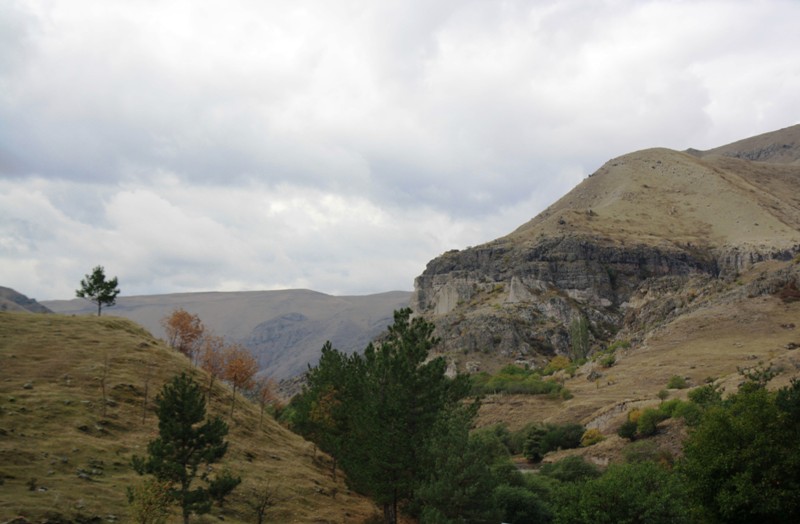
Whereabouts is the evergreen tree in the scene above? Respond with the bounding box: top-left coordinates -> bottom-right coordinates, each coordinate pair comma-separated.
347,308 -> 469,523
76,265 -> 120,316
415,404 -> 504,523
132,373 -> 240,524
293,308 -> 470,524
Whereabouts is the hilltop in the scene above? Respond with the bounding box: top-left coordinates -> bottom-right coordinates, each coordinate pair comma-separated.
0,312 -> 377,523
413,124 -> 800,443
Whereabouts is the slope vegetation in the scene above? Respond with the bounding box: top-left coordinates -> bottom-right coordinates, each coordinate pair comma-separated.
0,312 -> 376,523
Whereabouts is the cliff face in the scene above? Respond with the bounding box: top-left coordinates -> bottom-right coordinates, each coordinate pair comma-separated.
413,126 -> 800,371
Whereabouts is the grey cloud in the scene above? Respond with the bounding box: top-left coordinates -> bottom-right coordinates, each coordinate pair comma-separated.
2,1 -> 800,300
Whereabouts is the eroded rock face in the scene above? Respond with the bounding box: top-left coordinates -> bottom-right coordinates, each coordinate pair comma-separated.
413,234 -> 797,365
414,236 -> 716,314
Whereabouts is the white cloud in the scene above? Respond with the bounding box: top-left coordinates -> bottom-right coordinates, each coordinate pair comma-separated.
1,0 -> 799,299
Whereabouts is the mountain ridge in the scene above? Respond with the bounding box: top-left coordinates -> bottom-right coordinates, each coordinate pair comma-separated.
43,289 -> 412,380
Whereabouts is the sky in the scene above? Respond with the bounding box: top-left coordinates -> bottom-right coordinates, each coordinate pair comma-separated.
1,0 -> 799,301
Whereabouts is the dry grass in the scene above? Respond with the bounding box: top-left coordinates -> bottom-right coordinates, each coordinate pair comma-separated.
505,148 -> 800,250
0,312 -> 377,523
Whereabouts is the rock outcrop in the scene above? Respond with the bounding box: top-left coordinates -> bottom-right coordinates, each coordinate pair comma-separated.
414,126 -> 800,371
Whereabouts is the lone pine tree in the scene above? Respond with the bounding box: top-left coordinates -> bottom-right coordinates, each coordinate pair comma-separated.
76,265 -> 120,316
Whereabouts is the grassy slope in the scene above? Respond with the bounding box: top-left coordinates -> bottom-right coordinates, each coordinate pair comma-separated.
0,312 -> 376,523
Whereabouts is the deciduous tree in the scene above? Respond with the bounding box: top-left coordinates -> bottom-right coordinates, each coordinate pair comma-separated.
223,344 -> 258,418
162,309 -> 205,362
680,379 -> 800,523
76,265 -> 120,316
199,332 -> 227,396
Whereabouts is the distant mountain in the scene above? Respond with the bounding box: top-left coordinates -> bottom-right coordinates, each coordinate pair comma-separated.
0,286 -> 52,313
413,124 -> 800,440
44,289 -> 411,379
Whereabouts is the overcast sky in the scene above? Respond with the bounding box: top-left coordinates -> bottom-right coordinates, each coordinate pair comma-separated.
2,0 -> 799,300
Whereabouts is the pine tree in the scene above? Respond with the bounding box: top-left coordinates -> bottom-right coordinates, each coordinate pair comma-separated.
132,373 -> 240,524
76,265 -> 120,316
297,308 -> 470,524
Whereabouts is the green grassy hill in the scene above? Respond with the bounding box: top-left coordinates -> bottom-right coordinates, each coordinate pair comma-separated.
0,312 -> 376,523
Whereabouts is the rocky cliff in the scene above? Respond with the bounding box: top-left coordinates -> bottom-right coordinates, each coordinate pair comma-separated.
413,125 -> 800,372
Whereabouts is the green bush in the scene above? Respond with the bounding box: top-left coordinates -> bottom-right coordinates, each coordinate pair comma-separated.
470,368 -> 566,397
540,455 -> 601,483
687,383 -> 722,408
637,408 -> 668,437
617,420 -> 637,441
523,423 -> 585,462
658,398 -> 686,417
667,375 -> 688,389
607,339 -> 631,352
673,401 -> 703,426
600,354 -> 616,368
493,484 -> 552,524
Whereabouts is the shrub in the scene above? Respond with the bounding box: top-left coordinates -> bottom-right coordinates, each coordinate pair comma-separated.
667,375 -> 688,389
127,478 -> 172,524
622,440 -> 674,467
523,423 -> 585,462
471,368 -> 566,397
540,455 -> 601,483
607,339 -> 631,352
617,420 -> 638,441
599,354 -> 616,368
673,401 -> 703,426
687,383 -> 722,408
636,408 -> 667,437
542,355 -> 571,376
658,398 -> 686,418
580,428 -> 605,447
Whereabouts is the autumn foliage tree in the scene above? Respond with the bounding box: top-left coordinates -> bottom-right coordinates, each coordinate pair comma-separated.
200,332 -> 227,396
162,308 -> 205,362
223,344 -> 258,418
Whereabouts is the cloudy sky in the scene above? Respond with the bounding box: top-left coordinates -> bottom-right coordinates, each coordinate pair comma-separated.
1,0 -> 799,300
